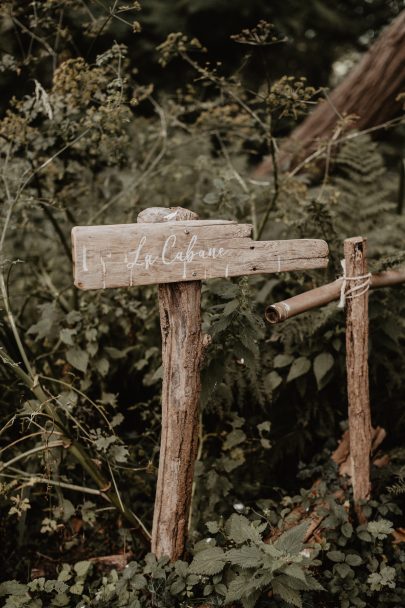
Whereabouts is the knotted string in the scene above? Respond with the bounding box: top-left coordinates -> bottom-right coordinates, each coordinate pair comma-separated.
337,259 -> 372,309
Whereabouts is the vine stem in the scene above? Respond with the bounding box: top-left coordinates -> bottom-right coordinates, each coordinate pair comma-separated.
257,134 -> 279,240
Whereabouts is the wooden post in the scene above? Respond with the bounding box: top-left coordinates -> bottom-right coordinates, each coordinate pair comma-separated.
344,236 -> 372,521
138,207 -> 204,560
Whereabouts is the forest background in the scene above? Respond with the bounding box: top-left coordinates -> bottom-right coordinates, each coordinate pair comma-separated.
0,1 -> 405,607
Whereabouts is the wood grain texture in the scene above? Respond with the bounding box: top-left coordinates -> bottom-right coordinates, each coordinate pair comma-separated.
344,237 -> 372,522
72,219 -> 328,290
137,207 -> 204,561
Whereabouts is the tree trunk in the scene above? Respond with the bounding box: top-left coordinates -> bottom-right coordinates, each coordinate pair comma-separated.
137,206 -> 204,561
254,11 -> 405,177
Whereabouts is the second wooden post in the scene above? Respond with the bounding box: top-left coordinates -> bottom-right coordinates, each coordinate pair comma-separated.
138,207 -> 204,560
344,236 -> 372,520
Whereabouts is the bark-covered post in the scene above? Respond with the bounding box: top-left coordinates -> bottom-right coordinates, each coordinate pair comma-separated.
344,236 -> 372,521
138,207 -> 204,560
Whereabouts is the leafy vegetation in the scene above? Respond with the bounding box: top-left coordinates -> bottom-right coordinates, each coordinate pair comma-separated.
0,1 -> 404,607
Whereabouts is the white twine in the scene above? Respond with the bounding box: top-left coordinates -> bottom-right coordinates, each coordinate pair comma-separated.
279,301 -> 290,320
337,259 -> 371,309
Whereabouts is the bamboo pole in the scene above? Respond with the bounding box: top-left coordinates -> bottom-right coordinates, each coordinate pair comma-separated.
265,268 -> 405,324
137,207 -> 206,561
344,236 -> 372,521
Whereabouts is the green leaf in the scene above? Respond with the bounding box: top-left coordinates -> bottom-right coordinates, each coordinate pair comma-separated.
367,519 -> 394,540
0,581 -> 29,597
273,354 -> 294,369
378,565 -> 396,588
203,584 -> 213,596
58,498 -> 75,523
206,520 -> 220,534
357,529 -> 372,542
57,565 -> 72,583
52,592 -> 70,606
223,429 -> 246,450
66,347 -> 89,373
174,560 -> 188,578
69,581 -> 84,595
109,444 -> 129,463
204,191 -> 220,205
104,346 -> 129,360
341,522 -> 353,538
96,357 -> 109,376
272,578 -> 303,607
73,560 -> 91,578
225,576 -> 249,604
287,357 -> 311,382
241,590 -> 261,608
170,579 -> 185,594
327,550 -> 345,562
189,547 -> 225,576
284,564 -> 306,582
225,514 -> 263,545
274,521 -> 309,554
257,421 -> 271,433
303,575 -> 324,591
313,352 -> 334,389
225,546 -> 263,568
223,299 -> 239,316
345,554 -> 362,567
214,583 -> 227,596
265,370 -> 282,391
59,328 -> 75,345
335,563 -> 352,578
27,303 -> 57,341
132,574 -> 147,590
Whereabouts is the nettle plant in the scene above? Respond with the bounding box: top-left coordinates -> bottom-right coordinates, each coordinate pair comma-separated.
1,486 -> 404,607
0,514 -> 323,607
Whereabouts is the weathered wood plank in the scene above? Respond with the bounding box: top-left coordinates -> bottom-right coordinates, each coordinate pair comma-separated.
72,221 -> 328,289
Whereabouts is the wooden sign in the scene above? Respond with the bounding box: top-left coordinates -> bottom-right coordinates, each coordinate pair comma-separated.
71,206 -> 330,562
72,220 -> 328,290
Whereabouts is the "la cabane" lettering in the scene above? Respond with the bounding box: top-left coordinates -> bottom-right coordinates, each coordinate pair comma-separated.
126,234 -> 227,283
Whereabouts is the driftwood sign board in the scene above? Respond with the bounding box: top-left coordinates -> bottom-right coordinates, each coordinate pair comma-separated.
72,220 -> 328,289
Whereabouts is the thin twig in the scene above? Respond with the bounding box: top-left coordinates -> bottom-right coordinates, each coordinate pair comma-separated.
257,136 -> 279,239
11,15 -> 56,58
0,273 -> 34,376
14,475 -> 106,497
0,430 -> 62,455
0,441 -> 66,473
